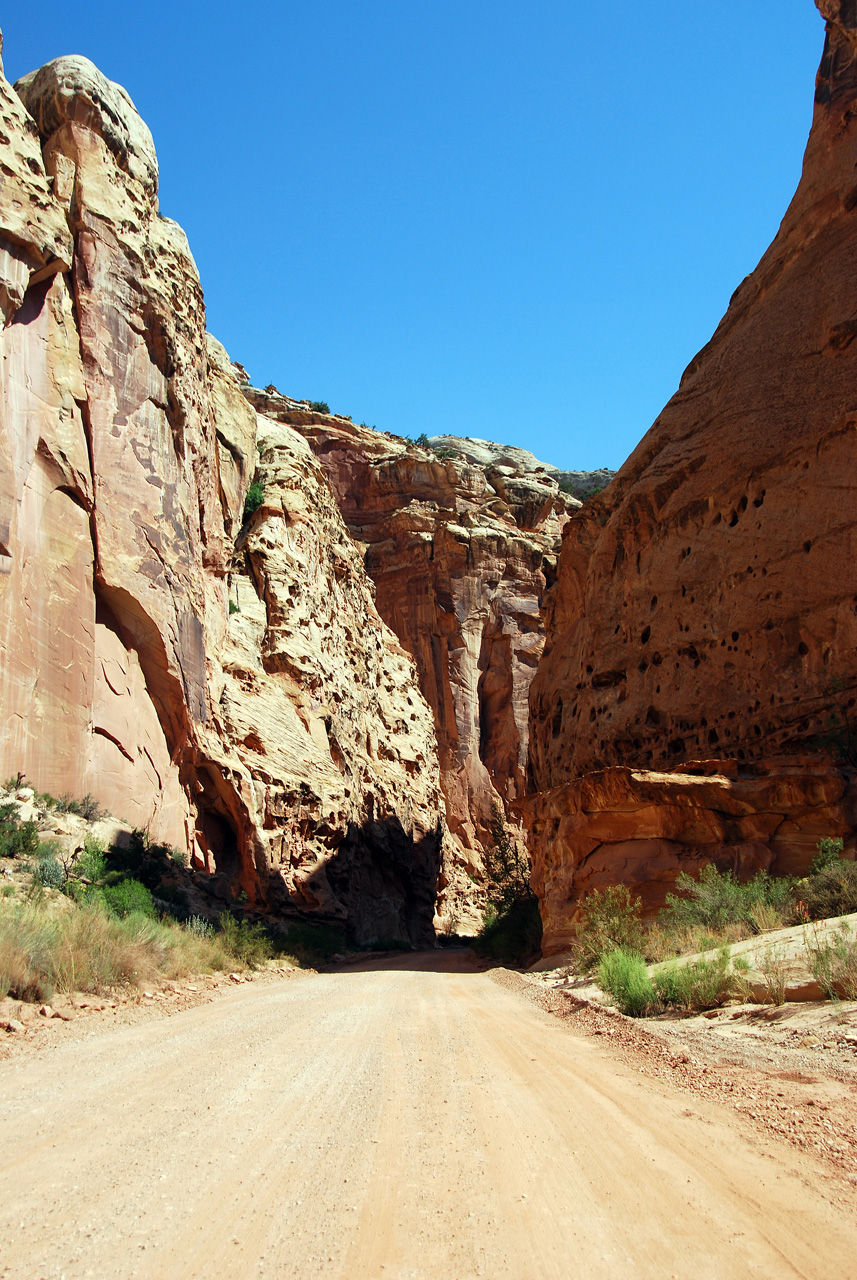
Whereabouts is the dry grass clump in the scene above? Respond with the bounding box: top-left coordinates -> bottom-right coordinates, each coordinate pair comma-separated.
0,903 -> 234,1003
804,921 -> 857,1000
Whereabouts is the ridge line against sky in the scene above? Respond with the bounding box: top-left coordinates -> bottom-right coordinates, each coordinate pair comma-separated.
2,2 -> 823,471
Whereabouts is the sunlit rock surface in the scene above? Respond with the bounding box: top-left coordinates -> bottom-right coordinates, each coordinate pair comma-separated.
525,0 -> 857,952
243,393 -> 576,882
0,42 -> 451,942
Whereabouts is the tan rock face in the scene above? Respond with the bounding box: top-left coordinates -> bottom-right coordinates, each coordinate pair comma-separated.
525,1 -> 857,947
245,392 -> 575,878
0,44 -> 450,941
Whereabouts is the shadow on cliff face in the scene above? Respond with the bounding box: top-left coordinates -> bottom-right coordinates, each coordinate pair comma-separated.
320,815 -> 443,950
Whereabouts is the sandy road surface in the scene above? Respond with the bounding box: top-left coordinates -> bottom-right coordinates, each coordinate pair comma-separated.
1,953 -> 855,1280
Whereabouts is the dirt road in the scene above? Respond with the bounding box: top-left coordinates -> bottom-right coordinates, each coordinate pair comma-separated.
1,952 -> 855,1280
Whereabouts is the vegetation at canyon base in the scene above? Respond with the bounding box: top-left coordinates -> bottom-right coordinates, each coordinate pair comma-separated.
579,839 -> 857,1016
0,798 -> 351,1003
472,807 -> 542,966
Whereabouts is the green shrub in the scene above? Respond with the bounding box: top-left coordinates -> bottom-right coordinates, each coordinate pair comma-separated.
598,948 -> 655,1016
796,843 -> 857,921
574,885 -> 646,970
76,836 -> 107,882
101,878 -> 155,919
243,481 -> 265,522
59,793 -> 104,821
432,447 -> 458,460
810,837 -> 845,875
483,806 -> 532,915
308,400 -> 330,414
31,791 -> 105,821
219,914 -> 273,967
0,803 -> 39,859
653,948 -> 734,1011
228,599 -> 240,615
661,864 -> 792,933
415,433 -> 430,447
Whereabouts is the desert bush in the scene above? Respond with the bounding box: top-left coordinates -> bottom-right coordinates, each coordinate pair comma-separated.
308,400 -> 330,414
661,864 -> 791,934
101,878 -> 155,919
598,948 -> 655,1016
795,845 -> 857,921
76,836 -> 107,883
482,806 -> 532,915
0,803 -> 38,859
0,901 -> 235,1000
574,885 -> 646,970
243,481 -> 265,522
811,836 -> 845,874
804,921 -> 857,1000
34,844 -> 65,889
219,914 -> 273,967
757,944 -> 790,1006
31,791 -> 105,821
653,948 -> 734,1011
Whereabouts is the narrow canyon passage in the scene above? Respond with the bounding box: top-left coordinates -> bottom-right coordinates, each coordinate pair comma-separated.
0,956 -> 853,1280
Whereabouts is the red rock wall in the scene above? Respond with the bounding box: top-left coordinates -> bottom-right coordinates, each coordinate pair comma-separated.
0,45 -> 453,942
246,394 -> 574,872
525,1 -> 857,952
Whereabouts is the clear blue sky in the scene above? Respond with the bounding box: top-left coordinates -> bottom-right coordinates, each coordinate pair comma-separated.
2,3 -> 823,471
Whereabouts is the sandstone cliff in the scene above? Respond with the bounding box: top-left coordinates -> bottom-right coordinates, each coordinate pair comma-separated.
0,42 -> 452,943
525,0 -> 857,953
242,391 -> 576,874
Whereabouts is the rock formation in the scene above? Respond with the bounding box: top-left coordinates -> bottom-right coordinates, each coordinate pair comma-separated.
428,435 -> 614,501
525,0 -> 857,955
0,42 -> 454,943
242,393 -> 576,873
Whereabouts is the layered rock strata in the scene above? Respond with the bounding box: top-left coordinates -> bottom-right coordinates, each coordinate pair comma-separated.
0,44 -> 451,942
242,392 -> 576,870
525,0 -> 857,953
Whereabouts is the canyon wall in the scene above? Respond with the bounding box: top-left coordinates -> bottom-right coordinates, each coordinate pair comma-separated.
0,42 -> 455,943
242,391 -> 576,871
525,0 -> 857,954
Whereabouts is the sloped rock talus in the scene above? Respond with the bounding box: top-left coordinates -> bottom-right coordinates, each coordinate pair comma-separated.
244,393 -> 575,877
525,1 -> 857,948
0,44 -> 450,941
